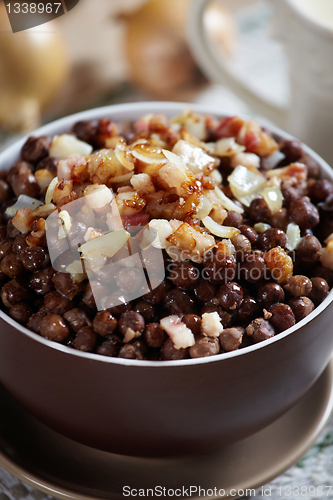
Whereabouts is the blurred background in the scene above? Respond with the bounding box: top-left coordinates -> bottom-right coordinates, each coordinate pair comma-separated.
0,0 -> 286,148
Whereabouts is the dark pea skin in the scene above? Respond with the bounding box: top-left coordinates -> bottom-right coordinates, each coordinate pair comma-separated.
143,279 -> 171,304
258,283 -> 285,308
165,289 -> 194,315
258,228 -> 287,252
309,277 -> 329,306
189,336 -> 220,358
97,335 -> 122,357
134,301 -> 155,323
0,241 -> 13,261
310,265 -> 333,288
223,211 -> 243,228
219,327 -> 244,351
203,254 -> 236,285
284,275 -> 312,297
105,290 -> 132,317
43,291 -> 72,315
0,180 -> 12,204
168,261 -> 199,288
35,157 -> 58,172
246,318 -> 275,343
161,337 -> 189,361
0,226 -> 7,244
118,339 -> 148,360
302,154 -> 320,179
64,308 -> 91,333
193,279 -> 217,303
268,208 -> 289,232
21,246 -> 49,272
40,314 -> 69,342
27,311 -> 46,333
280,140 -> 303,164
52,272 -> 79,300
93,311 -> 117,336
248,198 -> 271,223
116,267 -> 143,292
11,172 -> 40,198
1,278 -> 30,308
12,234 -> 28,254
6,220 -> 21,240
21,135 -> 51,164
296,235 -> 322,265
144,323 -> 166,348
29,267 -> 55,295
218,282 -> 244,310
289,197 -> 319,229
269,303 -> 295,333
307,180 -> 333,203
118,311 -> 145,337
74,327 -> 97,352
239,253 -> 267,283
9,302 -> 33,325
239,225 -> 258,245
182,314 -> 202,338
231,234 -> 251,261
237,296 -> 261,325
289,297 -> 315,322
72,120 -> 99,146
0,254 -> 25,278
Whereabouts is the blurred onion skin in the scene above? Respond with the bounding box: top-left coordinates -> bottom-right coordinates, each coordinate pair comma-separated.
120,0 -> 208,100
0,4 -> 69,132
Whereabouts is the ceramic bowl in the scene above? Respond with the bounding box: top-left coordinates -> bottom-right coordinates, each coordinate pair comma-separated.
0,102 -> 332,457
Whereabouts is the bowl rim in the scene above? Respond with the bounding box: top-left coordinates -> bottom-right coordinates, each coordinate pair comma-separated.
1,100 -> 332,368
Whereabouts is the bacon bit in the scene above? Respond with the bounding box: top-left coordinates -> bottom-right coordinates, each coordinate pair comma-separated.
215,116 -> 245,139
201,312 -> 223,337
166,222 -> 215,262
53,180 -> 74,205
264,246 -> 293,284
57,155 -> 87,181
35,169 -> 56,191
12,207 -> 34,234
26,218 -> 46,247
123,211 -> 150,230
130,173 -> 155,195
96,119 -> 118,147
266,162 -> 307,182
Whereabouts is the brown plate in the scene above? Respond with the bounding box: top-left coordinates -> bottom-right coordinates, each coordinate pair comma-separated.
0,358 -> 332,500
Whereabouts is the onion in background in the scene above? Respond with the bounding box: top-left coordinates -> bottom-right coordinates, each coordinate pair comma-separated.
118,0 -> 236,100
0,3 -> 69,132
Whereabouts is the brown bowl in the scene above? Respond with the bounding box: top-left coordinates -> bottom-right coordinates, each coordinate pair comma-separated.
0,102 -> 332,457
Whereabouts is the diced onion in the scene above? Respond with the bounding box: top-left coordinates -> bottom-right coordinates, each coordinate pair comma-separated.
230,152 -> 260,170
160,315 -> 195,349
5,195 -> 42,218
65,260 -> 87,283
109,172 -> 134,184
45,176 -> 59,205
79,228 -> 130,259
286,223 -> 301,251
263,150 -> 285,170
214,137 -> 245,157
228,166 -> 266,207
195,196 -> 214,220
148,219 -> 174,249
254,223 -> 271,234
172,140 -> 216,174
84,184 -> 113,209
58,210 -> 71,239
49,134 -> 93,159
209,169 -> 223,185
261,186 -> 283,215
214,187 -> 244,214
202,216 -> 240,238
